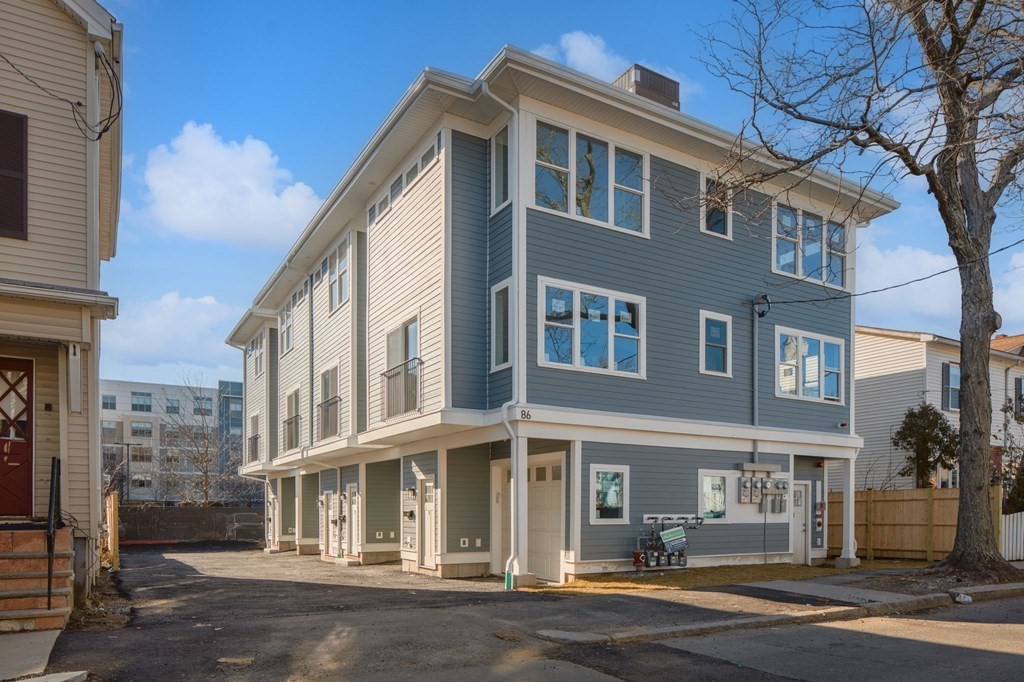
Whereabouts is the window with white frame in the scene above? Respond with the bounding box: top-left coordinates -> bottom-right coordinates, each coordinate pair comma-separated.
328,237 -> 349,312
701,473 -> 727,520
777,328 -> 844,402
492,126 -> 509,211
775,204 -> 848,287
254,332 -> 264,376
279,298 -> 293,354
701,177 -> 732,238
534,121 -> 647,234
590,464 -> 629,524
367,137 -> 440,227
491,280 -> 510,371
943,362 -> 961,411
699,311 -> 732,377
540,278 -> 644,377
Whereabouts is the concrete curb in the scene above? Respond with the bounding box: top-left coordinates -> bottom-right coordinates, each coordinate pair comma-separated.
536,586 -> 1021,645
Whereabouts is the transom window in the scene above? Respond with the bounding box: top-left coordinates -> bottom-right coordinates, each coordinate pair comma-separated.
699,311 -> 732,377
130,391 -> 152,412
534,121 -> 647,235
777,327 -> 844,403
539,278 -> 644,377
774,204 -> 847,287
368,134 -> 441,226
328,237 -> 350,312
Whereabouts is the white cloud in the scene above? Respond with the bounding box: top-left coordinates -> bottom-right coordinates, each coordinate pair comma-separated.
103,292 -> 241,373
143,122 -> 321,249
533,32 -> 702,108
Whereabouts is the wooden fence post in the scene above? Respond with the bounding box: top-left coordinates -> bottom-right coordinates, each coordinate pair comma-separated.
865,488 -> 874,561
991,486 -> 1002,551
108,492 -> 120,571
925,487 -> 934,563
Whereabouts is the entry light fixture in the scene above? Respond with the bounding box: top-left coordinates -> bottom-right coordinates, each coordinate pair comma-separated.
403,509 -> 415,520
752,294 -> 772,318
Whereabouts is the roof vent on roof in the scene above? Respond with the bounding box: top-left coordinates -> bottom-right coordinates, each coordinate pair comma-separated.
612,64 -> 680,110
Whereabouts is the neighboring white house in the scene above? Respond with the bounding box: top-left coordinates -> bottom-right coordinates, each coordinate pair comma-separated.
840,326 -> 1024,491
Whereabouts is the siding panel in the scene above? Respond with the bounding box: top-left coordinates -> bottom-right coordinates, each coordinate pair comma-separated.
364,459 -> 400,545
446,444 -> 490,552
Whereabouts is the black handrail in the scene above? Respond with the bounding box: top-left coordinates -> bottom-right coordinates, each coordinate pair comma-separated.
46,456 -> 63,610
381,357 -> 423,419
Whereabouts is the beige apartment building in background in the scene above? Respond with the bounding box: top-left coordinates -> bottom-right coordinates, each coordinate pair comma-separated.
0,0 -> 123,627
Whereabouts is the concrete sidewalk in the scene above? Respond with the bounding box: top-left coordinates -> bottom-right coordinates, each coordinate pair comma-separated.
0,629 -> 60,680
536,579 -> 1024,644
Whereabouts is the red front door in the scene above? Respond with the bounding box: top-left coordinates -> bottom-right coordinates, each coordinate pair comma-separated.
0,358 -> 33,517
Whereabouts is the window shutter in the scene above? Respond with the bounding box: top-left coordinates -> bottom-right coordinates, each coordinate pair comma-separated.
941,362 -> 950,411
0,109 -> 28,240
1011,374 -> 1019,417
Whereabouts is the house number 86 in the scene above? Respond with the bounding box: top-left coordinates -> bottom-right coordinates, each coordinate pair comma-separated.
520,410 -> 532,420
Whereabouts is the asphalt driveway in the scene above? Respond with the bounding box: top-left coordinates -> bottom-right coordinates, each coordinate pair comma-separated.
46,543 -> 794,680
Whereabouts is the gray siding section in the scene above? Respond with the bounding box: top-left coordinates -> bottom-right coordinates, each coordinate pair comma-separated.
355,231 -> 368,433
580,442 -> 789,561
320,467 -> 338,494
300,473 -> 319,539
794,455 -> 825,550
488,204 -> 513,409
446,445 -> 491,552
525,155 -> 851,433
268,329 -> 279,458
364,459 -> 400,545
489,438 -> 569,461
451,131 -> 490,409
341,464 -> 359,491
401,451 -> 437,546
280,476 -> 296,534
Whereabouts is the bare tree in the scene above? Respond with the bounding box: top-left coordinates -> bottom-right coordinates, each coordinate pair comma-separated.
701,0 -> 1023,577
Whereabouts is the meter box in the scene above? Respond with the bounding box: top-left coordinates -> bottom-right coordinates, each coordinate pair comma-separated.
762,477 -> 775,495
738,477 -> 752,503
751,477 -> 763,504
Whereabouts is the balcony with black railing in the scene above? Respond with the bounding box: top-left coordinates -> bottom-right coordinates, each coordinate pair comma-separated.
247,434 -> 260,463
318,396 -> 341,441
282,416 -> 301,452
381,357 -> 423,420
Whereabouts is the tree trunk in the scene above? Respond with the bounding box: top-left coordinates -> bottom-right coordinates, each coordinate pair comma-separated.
943,253 -> 1013,576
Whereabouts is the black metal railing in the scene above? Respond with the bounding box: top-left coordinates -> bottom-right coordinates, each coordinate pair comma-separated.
46,457 -> 64,610
381,357 -> 423,420
247,434 -> 260,463
318,396 -> 341,440
282,416 -> 301,451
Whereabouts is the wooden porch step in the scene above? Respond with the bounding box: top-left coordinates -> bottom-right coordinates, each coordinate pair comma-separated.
0,606 -> 72,632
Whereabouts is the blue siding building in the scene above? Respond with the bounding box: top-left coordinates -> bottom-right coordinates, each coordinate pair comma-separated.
227,50 -> 897,583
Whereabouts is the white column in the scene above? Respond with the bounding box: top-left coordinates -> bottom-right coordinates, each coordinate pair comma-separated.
836,458 -> 860,568
506,436 -> 535,587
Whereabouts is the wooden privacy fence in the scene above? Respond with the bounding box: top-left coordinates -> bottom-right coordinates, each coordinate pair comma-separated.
1004,511 -> 1024,561
827,486 -> 1002,561
102,493 -> 120,570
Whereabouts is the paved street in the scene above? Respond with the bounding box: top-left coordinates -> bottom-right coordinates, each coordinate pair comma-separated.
46,545 -> 1024,680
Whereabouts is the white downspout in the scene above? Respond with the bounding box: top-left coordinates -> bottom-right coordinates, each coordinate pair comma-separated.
480,83 -> 529,588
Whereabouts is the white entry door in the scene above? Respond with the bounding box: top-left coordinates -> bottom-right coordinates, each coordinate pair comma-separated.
345,484 -> 360,556
499,455 -> 565,583
420,478 -> 437,569
792,483 -> 809,565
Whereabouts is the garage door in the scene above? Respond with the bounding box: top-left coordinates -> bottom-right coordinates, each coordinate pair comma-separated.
528,462 -> 563,582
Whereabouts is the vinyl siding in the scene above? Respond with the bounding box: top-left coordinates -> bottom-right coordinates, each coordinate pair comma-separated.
367,147 -> 445,425
450,131 -> 489,409
278,289 -> 311,453
244,328 -> 267,462
0,0 -> 89,287
341,464 -> 359,491
300,473 -> 319,539
364,459 -> 400,545
310,232 -> 353,441
279,476 -> 296,534
0,298 -> 84,342
320,467 -> 338,494
401,451 -> 437,547
267,330 -> 279,458
845,332 -> 925,490
488,204 -> 513,408
446,444 -> 490,552
525,155 -> 852,433
580,442 -> 789,561
355,231 -> 368,433
794,456 -> 825,549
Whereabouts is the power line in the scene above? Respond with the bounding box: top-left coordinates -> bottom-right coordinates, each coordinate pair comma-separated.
771,236 -> 1024,306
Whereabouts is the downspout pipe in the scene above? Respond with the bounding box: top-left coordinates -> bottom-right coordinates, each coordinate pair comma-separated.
752,302 -> 759,464
480,82 -> 525,588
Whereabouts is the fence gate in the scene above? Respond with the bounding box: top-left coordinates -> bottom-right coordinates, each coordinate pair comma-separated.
1003,511 -> 1024,561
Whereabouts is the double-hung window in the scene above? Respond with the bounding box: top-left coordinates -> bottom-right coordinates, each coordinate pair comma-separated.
492,126 -> 509,211
491,279 -> 511,371
328,237 -> 349,312
701,176 -> 732,239
252,332 -> 264,376
699,311 -> 732,377
942,362 -> 961,411
539,278 -> 644,377
776,327 -> 844,402
774,204 -> 848,287
534,121 -> 647,235
279,298 -> 293,354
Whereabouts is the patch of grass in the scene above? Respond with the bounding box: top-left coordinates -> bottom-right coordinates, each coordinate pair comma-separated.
528,559 -> 928,593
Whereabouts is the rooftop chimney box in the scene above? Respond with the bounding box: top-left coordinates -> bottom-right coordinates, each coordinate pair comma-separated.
613,64 -> 680,110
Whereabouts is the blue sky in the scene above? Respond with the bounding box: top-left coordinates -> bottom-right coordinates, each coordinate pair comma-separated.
99,0 -> 1024,386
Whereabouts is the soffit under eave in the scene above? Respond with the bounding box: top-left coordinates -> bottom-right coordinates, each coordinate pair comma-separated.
503,67 -> 896,222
